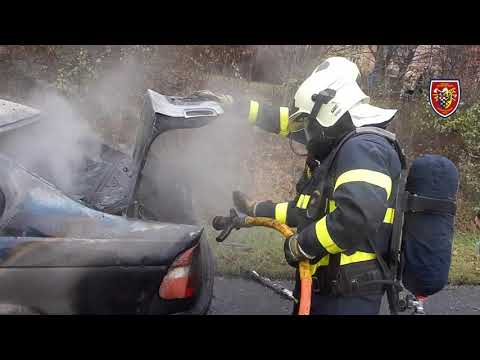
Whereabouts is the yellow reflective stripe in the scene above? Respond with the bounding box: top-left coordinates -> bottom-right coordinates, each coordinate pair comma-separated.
275,202 -> 289,224
315,217 -> 343,254
279,107 -> 289,136
328,200 -> 395,225
302,195 -> 311,209
310,251 -> 377,273
340,251 -> 377,265
334,169 -> 393,200
296,194 -> 310,209
310,254 -> 329,274
296,195 -> 305,208
384,208 -> 395,224
248,101 -> 259,124
329,200 -> 337,213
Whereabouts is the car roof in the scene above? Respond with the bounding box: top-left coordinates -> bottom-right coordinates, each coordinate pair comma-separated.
0,98 -> 41,133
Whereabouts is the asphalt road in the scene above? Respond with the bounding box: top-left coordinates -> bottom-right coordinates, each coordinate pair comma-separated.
208,276 -> 480,315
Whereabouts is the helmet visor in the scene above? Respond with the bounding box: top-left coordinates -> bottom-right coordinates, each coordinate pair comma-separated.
288,105 -> 310,133
288,113 -> 309,133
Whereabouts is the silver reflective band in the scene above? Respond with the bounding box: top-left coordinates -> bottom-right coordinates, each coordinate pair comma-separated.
252,202 -> 258,217
297,241 -> 316,260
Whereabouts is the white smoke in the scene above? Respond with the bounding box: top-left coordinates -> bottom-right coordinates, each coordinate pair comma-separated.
0,88 -> 102,194
0,47 -> 303,225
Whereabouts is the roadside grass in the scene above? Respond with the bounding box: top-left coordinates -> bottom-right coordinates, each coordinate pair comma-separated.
450,232 -> 480,285
207,227 -> 480,285
206,227 -> 294,280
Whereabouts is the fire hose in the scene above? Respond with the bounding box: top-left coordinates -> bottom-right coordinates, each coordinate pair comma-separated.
212,208 -> 312,315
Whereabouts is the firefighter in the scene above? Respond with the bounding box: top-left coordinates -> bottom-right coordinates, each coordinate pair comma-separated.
194,57 -> 402,315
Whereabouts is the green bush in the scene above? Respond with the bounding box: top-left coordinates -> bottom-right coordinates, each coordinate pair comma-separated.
398,99 -> 480,228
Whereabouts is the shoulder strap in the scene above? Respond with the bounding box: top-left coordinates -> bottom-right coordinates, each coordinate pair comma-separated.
384,166 -> 408,314
355,126 -> 397,141
356,126 -> 407,168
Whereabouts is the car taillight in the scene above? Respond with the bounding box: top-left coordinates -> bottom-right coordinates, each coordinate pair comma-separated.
159,244 -> 198,300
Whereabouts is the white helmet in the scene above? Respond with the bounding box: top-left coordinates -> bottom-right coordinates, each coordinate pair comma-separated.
289,57 -> 397,129
311,57 -> 361,82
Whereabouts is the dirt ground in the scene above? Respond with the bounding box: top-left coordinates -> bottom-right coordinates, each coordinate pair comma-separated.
208,276 -> 480,315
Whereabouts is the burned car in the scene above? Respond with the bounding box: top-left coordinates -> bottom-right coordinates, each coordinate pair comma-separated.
0,90 -> 221,314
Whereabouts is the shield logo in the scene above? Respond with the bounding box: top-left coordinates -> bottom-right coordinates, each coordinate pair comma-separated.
430,80 -> 460,118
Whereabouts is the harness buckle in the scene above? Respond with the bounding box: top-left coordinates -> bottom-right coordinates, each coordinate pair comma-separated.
312,276 -> 321,293
330,279 -> 341,297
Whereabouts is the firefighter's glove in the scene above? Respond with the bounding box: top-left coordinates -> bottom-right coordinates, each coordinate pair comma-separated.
192,90 -> 234,106
284,234 -> 315,268
233,191 -> 256,216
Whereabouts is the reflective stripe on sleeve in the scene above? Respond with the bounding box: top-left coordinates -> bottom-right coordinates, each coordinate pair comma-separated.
302,195 -> 310,209
296,194 -> 310,209
315,217 -> 344,254
334,169 -> 393,199
296,194 -> 305,208
328,200 -> 337,213
279,107 -> 289,136
274,202 -> 289,224
248,101 -> 259,124
328,199 -> 395,224
383,207 -> 395,224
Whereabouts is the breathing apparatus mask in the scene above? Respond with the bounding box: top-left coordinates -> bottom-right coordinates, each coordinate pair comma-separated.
289,89 -> 355,160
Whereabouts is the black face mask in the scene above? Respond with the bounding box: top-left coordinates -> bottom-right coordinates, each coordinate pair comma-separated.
305,111 -> 355,160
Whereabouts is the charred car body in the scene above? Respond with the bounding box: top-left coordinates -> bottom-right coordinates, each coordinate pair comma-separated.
0,90 -> 221,314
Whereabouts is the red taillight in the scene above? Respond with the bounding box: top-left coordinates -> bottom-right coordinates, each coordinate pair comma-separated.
159,245 -> 198,300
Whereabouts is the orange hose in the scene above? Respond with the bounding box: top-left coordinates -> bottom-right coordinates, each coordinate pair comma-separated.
244,217 -> 295,238
244,216 -> 312,315
298,261 -> 312,315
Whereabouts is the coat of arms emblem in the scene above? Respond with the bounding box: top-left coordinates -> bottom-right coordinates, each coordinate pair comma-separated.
430,80 -> 460,118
